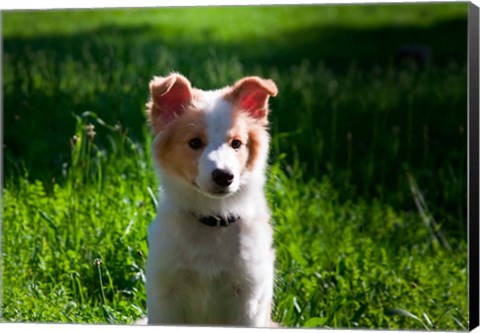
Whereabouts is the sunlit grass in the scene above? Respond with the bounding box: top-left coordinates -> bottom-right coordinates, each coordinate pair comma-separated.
1,3 -> 468,329
2,114 -> 467,328
3,4 -> 467,39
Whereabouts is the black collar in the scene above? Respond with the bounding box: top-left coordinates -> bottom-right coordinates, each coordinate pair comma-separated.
189,212 -> 240,228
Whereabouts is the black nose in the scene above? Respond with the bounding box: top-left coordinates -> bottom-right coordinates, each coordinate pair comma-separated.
212,169 -> 234,187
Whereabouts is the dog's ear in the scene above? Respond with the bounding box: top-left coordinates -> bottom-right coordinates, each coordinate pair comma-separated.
147,73 -> 192,132
229,77 -> 278,122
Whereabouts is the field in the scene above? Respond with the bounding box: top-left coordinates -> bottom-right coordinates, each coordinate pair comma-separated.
1,3 -> 469,329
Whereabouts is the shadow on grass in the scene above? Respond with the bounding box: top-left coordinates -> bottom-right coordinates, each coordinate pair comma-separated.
4,14 -> 468,68
3,14 -> 467,168
3,15 -> 468,238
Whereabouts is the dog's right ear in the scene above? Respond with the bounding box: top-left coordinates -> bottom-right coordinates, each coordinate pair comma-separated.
147,73 -> 192,133
227,76 -> 278,124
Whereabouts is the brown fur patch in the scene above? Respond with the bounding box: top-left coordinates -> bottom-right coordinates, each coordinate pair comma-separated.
154,108 -> 206,183
246,126 -> 266,171
222,77 -> 274,172
226,114 -> 248,172
229,111 -> 269,172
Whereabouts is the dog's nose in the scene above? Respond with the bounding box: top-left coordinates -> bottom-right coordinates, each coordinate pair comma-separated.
212,169 -> 234,187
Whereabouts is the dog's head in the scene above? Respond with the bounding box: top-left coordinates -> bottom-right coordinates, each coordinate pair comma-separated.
147,73 -> 277,198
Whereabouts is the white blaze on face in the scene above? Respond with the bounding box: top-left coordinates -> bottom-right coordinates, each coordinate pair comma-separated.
195,91 -> 242,196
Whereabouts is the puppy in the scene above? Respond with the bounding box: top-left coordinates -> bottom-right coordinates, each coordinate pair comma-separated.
145,73 -> 277,327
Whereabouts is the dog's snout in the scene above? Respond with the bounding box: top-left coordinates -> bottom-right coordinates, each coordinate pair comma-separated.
212,169 -> 234,187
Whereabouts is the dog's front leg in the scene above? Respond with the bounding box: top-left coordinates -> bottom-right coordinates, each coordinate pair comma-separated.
147,289 -> 187,325
248,251 -> 276,327
249,278 -> 275,327
146,292 -> 183,325
146,271 -> 188,325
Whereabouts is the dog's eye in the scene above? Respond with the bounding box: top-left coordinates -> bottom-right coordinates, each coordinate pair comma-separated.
231,139 -> 242,149
188,138 -> 203,150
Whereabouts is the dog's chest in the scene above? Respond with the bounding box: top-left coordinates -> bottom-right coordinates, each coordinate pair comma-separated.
149,210 -> 272,280
164,267 -> 254,325
172,220 -> 261,274
148,215 -> 271,324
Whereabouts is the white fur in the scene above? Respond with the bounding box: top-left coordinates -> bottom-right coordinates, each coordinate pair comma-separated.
196,91 -> 243,196
146,87 -> 275,327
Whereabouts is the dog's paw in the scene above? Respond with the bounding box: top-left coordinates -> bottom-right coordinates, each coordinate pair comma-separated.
134,316 -> 148,325
268,319 -> 280,328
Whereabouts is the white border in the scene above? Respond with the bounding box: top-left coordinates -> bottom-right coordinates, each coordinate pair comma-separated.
0,1 -> 477,333
0,0 -> 475,11
0,323 -> 462,333
0,8 -> 3,324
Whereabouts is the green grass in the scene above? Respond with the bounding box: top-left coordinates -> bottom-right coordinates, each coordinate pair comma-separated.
1,3 -> 469,329
2,116 -> 152,323
3,4 -> 468,39
269,159 -> 467,329
2,114 -> 468,328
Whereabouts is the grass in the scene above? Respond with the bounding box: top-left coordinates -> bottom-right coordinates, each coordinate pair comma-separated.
2,116 -> 152,323
1,3 -> 469,329
2,114 -> 468,328
269,159 -> 467,328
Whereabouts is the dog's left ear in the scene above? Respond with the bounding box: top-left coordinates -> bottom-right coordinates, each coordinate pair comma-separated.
228,77 -> 278,122
147,73 -> 193,133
